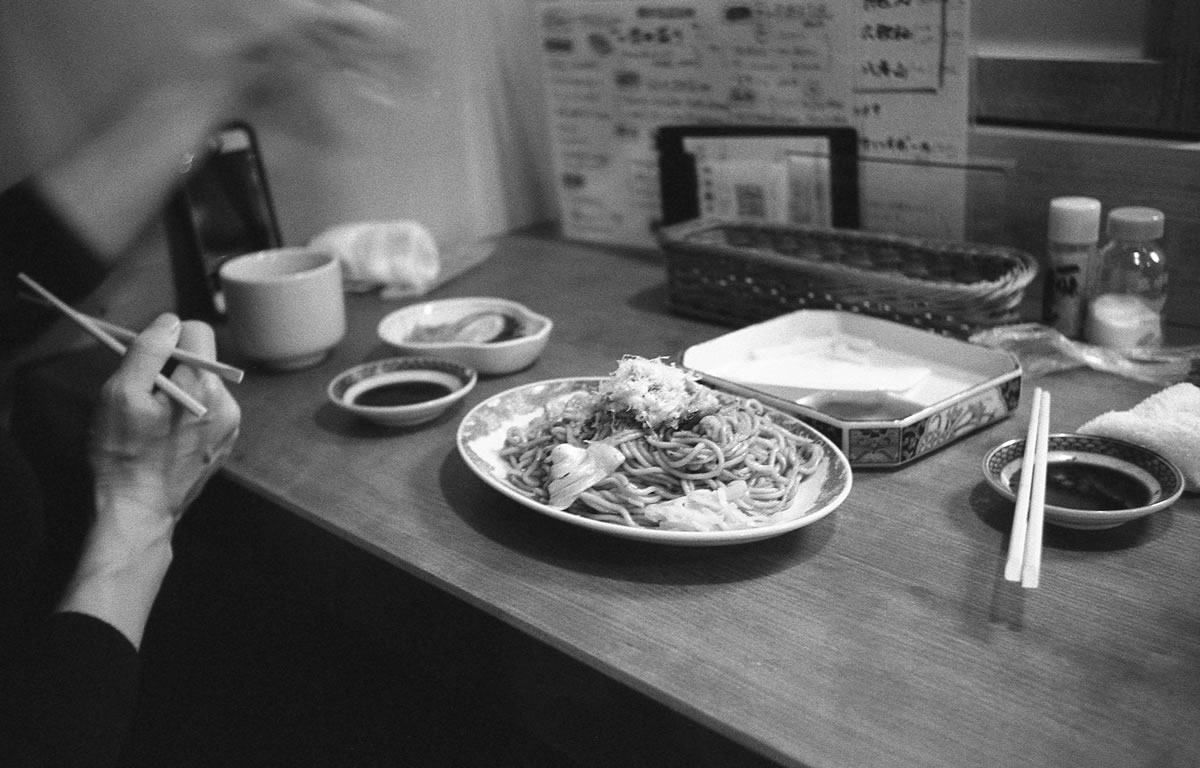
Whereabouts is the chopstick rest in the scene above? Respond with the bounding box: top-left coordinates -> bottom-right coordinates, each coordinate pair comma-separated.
1004,387 -> 1051,588
18,273 -> 210,417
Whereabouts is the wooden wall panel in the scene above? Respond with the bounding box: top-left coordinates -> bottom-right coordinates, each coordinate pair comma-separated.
967,126 -> 1200,328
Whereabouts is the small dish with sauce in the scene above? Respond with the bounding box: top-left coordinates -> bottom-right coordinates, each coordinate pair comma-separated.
377,297 -> 552,375
982,433 -> 1184,530
327,357 -> 477,427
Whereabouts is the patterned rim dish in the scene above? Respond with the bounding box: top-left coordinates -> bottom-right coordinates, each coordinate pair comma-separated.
327,357 -> 477,427
982,433 -> 1184,530
455,377 -> 853,546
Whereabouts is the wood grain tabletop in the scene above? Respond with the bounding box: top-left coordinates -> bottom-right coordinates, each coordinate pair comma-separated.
199,231 -> 1200,768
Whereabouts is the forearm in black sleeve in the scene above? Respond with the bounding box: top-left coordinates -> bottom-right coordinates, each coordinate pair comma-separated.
0,611 -> 141,768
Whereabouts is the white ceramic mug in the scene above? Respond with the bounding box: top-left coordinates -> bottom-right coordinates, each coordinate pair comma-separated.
219,247 -> 346,370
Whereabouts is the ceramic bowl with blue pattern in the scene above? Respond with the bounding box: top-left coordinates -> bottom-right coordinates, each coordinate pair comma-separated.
328,357 -> 476,427
983,433 -> 1184,530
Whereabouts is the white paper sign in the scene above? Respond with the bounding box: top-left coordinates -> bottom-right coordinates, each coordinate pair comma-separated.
537,0 -> 970,246
683,134 -> 835,226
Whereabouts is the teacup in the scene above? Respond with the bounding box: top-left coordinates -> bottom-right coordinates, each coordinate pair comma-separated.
219,247 -> 346,370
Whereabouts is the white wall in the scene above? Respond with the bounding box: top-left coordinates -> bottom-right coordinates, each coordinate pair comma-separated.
259,0 -> 558,250
0,0 -> 557,252
0,0 -> 1155,254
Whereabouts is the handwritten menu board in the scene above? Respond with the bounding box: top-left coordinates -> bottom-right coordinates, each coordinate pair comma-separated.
536,0 -> 971,246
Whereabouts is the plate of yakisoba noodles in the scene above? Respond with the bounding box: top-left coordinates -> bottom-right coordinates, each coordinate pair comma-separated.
455,356 -> 852,545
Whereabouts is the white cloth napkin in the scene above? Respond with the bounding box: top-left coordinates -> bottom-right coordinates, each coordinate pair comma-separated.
309,220 -> 440,298
1078,382 -> 1200,492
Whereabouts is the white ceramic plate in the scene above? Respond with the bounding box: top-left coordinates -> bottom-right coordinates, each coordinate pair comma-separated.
455,378 -> 853,545
982,433 -> 1184,530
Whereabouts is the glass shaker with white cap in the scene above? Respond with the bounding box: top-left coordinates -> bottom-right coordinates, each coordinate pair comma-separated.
1084,206 -> 1168,351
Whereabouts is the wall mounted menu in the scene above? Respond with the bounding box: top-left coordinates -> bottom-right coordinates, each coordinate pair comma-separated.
536,0 -> 971,246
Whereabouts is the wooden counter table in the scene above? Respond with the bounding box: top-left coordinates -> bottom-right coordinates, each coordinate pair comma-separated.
22,230 -> 1200,767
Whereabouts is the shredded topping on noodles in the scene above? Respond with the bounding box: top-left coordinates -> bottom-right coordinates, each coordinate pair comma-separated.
598,356 -> 721,429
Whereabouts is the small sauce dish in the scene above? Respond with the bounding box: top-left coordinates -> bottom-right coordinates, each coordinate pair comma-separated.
328,357 -> 477,427
982,433 -> 1184,530
377,297 -> 552,375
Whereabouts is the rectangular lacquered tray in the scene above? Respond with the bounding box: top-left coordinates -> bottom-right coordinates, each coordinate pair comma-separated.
681,310 -> 1023,467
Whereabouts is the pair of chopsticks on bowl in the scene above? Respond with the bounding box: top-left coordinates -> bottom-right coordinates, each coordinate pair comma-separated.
17,273 -> 243,418
1005,386 -> 1051,589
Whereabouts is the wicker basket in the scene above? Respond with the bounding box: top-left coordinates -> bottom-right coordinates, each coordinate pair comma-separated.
658,218 -> 1039,338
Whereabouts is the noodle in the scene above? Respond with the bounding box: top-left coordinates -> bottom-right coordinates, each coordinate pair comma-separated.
499,387 -> 824,531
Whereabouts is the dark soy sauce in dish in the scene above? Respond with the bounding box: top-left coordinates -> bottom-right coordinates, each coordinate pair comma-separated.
352,380 -> 454,407
1015,460 -> 1152,510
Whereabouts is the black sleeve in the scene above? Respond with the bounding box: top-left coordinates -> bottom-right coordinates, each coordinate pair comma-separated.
0,179 -> 109,352
1,183 -> 142,767
0,611 -> 141,768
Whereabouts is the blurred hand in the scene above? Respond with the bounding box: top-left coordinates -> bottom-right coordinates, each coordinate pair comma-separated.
195,0 -> 430,111
88,313 -> 241,535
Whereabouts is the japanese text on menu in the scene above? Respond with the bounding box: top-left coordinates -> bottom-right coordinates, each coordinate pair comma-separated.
537,0 -> 970,245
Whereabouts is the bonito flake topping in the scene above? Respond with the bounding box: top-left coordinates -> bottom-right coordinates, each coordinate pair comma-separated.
597,356 -> 721,430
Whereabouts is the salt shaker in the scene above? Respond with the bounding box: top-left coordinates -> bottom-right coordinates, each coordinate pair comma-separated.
1084,206 -> 1168,351
1042,196 -> 1101,339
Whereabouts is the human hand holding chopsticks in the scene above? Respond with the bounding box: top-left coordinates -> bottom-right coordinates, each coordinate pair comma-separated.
88,313 -> 242,519
58,313 -> 241,648
83,310 -> 244,383
17,273 -> 243,416
16,283 -> 243,384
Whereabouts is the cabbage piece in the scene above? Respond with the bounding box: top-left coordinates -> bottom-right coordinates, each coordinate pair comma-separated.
546,442 -> 625,509
641,481 -> 758,531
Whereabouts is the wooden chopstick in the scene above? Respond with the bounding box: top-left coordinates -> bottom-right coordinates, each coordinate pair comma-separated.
18,291 -> 244,384
1004,387 -> 1050,588
1021,390 -> 1051,589
1004,388 -> 1041,582
17,273 -> 209,417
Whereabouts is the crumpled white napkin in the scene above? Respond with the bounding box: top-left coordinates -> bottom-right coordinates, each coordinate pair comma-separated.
309,220 -> 439,298
1078,382 -> 1200,492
